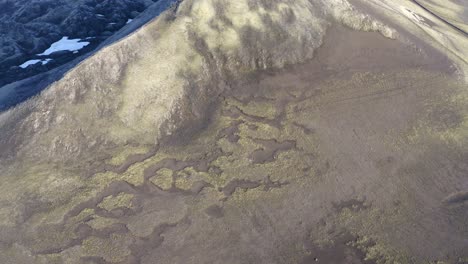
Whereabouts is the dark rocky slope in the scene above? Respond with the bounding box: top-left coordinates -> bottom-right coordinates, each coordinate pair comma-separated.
0,0 -> 178,111
0,0 -> 158,87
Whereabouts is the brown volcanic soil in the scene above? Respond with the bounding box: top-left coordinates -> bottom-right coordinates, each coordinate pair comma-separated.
1,24 -> 467,263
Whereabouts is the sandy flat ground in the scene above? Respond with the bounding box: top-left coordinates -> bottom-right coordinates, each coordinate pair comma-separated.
415,0 -> 468,33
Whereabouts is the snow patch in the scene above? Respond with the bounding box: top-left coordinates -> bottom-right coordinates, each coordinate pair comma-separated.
38,37 -> 90,56
19,59 -> 52,69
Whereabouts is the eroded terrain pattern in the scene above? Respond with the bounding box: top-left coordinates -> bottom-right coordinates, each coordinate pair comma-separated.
1,25 -> 467,263
0,0 -> 467,263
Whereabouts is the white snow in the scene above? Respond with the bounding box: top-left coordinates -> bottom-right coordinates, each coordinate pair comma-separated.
126,19 -> 133,24
19,58 -> 52,69
38,37 -> 90,56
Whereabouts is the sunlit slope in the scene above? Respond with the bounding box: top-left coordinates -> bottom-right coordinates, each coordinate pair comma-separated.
0,0 -> 395,170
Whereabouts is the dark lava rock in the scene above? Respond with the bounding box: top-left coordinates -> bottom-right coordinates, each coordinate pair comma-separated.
101,31 -> 113,37
0,0 -> 157,87
130,11 -> 140,19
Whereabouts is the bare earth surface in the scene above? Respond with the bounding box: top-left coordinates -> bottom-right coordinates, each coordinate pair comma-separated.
0,0 -> 467,263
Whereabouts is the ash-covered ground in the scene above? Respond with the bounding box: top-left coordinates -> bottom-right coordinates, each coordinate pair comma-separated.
0,0 -> 467,263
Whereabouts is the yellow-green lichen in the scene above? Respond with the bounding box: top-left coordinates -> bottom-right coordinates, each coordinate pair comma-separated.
107,145 -> 152,166
175,176 -> 194,190
88,216 -> 119,230
348,236 -> 413,264
149,168 -> 174,190
98,192 -> 134,211
81,234 -> 132,263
